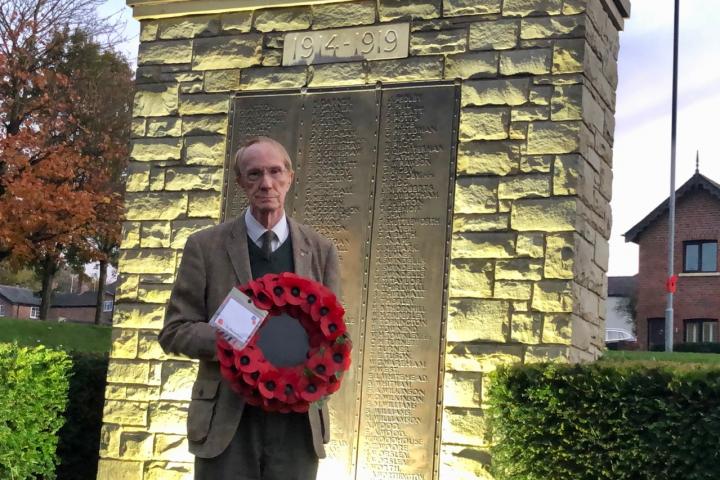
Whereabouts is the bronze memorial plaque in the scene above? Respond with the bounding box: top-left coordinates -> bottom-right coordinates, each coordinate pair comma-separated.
222,83 -> 459,480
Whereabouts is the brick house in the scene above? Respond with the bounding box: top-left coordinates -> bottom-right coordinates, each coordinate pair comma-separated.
0,285 -> 41,319
0,283 -> 116,324
48,286 -> 116,325
624,170 -> 720,350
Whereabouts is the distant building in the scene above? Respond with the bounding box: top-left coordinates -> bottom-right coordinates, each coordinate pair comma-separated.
0,283 -> 116,324
0,285 -> 41,319
624,169 -> 720,350
49,284 -> 116,324
606,275 -> 636,340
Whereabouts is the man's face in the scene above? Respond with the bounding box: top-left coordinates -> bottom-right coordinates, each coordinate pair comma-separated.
236,142 -> 294,216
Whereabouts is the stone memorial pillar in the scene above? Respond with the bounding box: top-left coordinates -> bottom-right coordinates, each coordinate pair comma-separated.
99,0 -> 630,478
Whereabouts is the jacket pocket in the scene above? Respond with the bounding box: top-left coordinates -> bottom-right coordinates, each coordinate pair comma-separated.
187,379 -> 221,443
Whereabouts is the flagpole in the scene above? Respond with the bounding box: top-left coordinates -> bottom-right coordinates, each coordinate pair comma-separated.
665,0 -> 680,352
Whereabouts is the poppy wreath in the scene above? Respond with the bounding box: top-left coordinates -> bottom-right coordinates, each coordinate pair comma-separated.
216,272 -> 352,413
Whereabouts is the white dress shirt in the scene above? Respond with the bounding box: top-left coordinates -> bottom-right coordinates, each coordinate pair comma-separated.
244,208 -> 289,253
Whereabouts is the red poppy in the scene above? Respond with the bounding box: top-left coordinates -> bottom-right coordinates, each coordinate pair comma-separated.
320,348 -> 341,377
307,350 -> 332,380
330,339 -> 352,372
298,375 -> 327,402
291,401 -> 309,413
244,387 -> 263,406
234,345 -> 264,373
326,374 -> 341,394
299,283 -> 324,314
264,276 -> 290,307
216,338 -> 235,368
239,285 -> 255,300
242,370 -> 261,387
246,280 -> 274,310
258,369 -> 281,399
258,273 -> 280,288
310,293 -> 343,323
242,361 -> 270,386
277,273 -> 313,306
274,368 -> 302,404
320,314 -> 347,341
220,364 -> 241,384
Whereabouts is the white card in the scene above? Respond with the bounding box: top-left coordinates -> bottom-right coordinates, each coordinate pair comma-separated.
209,288 -> 268,350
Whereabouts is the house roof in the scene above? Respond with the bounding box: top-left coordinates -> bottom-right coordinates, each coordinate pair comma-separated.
51,282 -> 116,308
0,282 -> 116,308
0,285 -> 41,306
607,276 -> 636,297
624,171 -> 720,244
52,291 -> 102,308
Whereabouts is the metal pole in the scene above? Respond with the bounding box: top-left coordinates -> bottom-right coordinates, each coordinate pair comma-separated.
665,0 -> 680,353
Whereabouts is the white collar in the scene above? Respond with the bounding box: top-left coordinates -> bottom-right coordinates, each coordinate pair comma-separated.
244,208 -> 289,246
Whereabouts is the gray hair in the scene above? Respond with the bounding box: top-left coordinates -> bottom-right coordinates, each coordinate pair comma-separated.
233,136 -> 293,177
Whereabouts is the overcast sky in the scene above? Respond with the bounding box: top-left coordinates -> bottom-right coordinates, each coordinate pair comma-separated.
100,0 -> 720,277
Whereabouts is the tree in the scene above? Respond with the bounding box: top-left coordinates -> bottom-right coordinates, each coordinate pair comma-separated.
0,1 -> 132,320
58,30 -> 132,324
0,264 -> 40,291
1,126 -> 98,319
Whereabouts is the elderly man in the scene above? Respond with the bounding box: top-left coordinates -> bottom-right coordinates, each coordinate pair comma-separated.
159,136 -> 340,480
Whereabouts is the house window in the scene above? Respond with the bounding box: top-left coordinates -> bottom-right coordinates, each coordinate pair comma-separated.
684,240 -> 718,272
0,304 -> 5,317
685,319 -> 718,343
30,306 -> 40,319
103,300 -> 114,312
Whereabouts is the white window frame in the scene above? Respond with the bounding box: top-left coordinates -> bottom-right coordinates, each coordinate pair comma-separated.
0,304 -> 5,317
30,306 -> 40,319
103,300 -> 114,312
685,319 -> 718,343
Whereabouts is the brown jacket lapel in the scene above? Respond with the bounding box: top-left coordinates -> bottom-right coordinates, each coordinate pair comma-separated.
288,217 -> 313,278
225,216 -> 252,285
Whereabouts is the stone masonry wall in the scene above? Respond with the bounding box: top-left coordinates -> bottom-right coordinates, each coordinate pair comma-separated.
100,1 -> 626,478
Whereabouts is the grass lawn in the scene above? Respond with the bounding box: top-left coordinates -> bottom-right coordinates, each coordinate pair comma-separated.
0,317 -> 112,353
601,349 -> 720,364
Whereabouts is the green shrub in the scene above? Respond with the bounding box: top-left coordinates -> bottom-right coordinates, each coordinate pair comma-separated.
0,343 -> 72,480
674,342 -> 720,354
55,352 -> 108,480
488,362 -> 720,480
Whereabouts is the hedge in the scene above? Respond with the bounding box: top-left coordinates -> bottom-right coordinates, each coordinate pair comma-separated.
55,352 -> 108,480
0,344 -> 72,480
674,342 -> 720,354
488,362 -> 720,480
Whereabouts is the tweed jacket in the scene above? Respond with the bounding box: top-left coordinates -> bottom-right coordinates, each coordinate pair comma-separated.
158,215 -> 340,459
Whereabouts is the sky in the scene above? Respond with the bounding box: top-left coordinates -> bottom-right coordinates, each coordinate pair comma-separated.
99,0 -> 720,278
611,0 -> 720,275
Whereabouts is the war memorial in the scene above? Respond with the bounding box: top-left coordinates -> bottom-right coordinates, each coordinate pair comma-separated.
99,0 -> 631,478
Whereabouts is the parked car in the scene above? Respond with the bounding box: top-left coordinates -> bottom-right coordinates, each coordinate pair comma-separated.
605,328 -> 638,350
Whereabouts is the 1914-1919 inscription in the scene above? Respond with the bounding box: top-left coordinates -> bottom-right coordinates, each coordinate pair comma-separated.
223,83 -> 459,480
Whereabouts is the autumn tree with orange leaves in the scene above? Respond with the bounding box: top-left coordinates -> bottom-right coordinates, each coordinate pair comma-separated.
0,0 -> 132,321
59,30 -> 133,324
